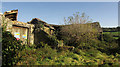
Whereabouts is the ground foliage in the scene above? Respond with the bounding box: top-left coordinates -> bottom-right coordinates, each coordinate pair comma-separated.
15,41 -> 120,66
2,30 -> 120,66
2,31 -> 25,66
2,12 -> 120,66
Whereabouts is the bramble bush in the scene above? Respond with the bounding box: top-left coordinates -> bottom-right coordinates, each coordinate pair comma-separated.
2,31 -> 25,66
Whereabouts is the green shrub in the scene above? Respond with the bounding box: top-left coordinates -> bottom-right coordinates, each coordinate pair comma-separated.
48,34 -> 58,48
2,31 -> 24,66
103,34 -> 115,42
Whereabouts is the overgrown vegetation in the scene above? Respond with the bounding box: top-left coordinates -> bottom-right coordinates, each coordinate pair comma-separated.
2,31 -> 25,66
1,12 -> 120,66
15,44 -> 120,66
59,12 -> 100,47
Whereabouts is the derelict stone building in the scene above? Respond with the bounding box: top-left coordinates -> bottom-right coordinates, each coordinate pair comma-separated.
2,9 -> 102,45
3,10 -> 34,45
3,9 -> 55,45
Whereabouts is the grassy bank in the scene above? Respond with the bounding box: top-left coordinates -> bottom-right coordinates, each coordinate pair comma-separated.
102,32 -> 120,39
16,44 -> 120,66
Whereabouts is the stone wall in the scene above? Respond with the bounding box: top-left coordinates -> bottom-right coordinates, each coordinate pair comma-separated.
51,22 -> 102,33
28,18 -> 55,45
51,22 -> 103,40
3,10 -> 56,45
3,10 -> 34,45
2,9 -> 103,46
4,9 -> 18,21
6,21 -> 34,45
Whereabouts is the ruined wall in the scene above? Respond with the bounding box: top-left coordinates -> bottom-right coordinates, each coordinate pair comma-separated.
2,9 -> 103,46
28,18 -> 55,35
4,10 -> 18,21
3,10 -> 56,45
28,18 -> 55,45
3,10 -> 34,45
28,18 -> 103,45
5,20 -> 34,45
51,22 -> 103,40
90,22 -> 103,33
51,22 -> 102,33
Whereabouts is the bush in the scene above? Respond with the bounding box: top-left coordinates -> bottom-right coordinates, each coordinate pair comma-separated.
2,31 -> 24,66
103,34 -> 115,42
16,43 -> 58,65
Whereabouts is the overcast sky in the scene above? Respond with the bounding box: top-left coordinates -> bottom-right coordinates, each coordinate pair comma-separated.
2,2 -> 118,27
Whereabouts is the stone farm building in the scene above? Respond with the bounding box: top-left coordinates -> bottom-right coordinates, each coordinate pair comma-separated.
2,9 -> 102,45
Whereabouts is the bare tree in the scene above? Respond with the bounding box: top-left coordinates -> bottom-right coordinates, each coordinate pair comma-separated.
64,12 -> 93,25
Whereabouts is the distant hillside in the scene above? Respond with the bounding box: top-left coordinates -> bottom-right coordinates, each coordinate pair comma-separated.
102,27 -> 120,32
